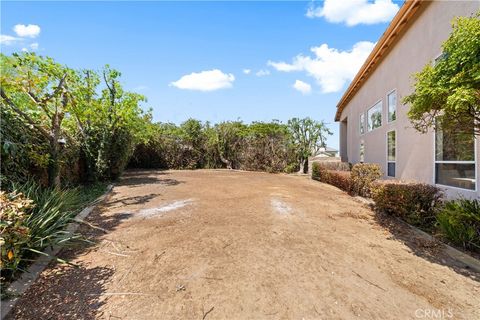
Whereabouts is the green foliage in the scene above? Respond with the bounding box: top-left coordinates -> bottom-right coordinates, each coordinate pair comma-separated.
350,163 -> 382,197
10,180 -> 81,250
287,117 -> 332,173
437,199 -> 480,251
0,53 -> 152,185
129,119 -> 300,173
372,182 -> 443,229
1,53 -> 76,187
404,12 -> 480,135
0,180 -> 107,279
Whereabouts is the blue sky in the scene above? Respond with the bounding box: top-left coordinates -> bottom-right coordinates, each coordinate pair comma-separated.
1,1 -> 403,149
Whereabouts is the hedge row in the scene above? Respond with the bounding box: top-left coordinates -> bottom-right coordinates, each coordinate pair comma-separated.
312,161 -> 480,252
371,181 -> 443,230
312,162 -> 380,196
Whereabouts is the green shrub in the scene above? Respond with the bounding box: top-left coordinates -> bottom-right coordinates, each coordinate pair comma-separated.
350,163 -> 382,197
11,180 -> 86,250
372,182 -> 443,229
437,199 -> 480,251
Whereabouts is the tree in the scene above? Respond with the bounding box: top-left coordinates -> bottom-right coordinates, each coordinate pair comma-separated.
81,65 -> 151,180
287,117 -> 332,174
0,53 -> 75,187
403,12 -> 480,135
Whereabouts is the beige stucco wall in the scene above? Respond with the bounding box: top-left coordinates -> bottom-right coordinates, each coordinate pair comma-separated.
339,0 -> 479,199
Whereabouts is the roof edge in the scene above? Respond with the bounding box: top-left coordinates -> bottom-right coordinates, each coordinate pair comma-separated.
334,0 -> 425,122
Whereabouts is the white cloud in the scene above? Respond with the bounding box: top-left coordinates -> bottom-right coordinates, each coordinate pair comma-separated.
170,69 -> 235,91
306,0 -> 399,26
13,24 -> 41,38
0,35 -> 21,45
255,69 -> 270,77
269,41 -> 375,93
21,47 -> 28,52
243,69 -> 251,74
30,42 -> 39,50
293,80 -> 312,95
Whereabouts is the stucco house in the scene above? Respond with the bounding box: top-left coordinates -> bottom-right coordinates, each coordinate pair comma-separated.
335,0 -> 479,199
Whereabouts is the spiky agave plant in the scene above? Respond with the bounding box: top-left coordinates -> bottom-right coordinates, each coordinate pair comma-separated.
10,180 -> 81,251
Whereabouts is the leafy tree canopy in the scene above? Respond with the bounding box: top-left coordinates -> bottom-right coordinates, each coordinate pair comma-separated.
403,12 -> 480,135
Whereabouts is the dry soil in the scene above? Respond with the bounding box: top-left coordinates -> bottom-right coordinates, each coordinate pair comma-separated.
6,170 -> 480,320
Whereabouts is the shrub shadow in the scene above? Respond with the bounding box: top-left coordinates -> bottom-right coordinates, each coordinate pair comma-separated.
5,264 -> 114,320
117,170 -> 184,188
373,211 -> 479,282
105,193 -> 161,206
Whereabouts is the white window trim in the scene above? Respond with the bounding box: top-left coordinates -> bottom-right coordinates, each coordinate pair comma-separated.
432,126 -> 477,192
386,89 -> 397,124
386,130 -> 396,178
367,99 -> 383,132
359,113 -> 365,135
360,140 -> 365,163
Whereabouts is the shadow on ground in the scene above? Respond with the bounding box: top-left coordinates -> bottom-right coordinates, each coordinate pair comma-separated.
105,193 -> 161,206
117,170 -> 184,188
5,194 -> 132,320
6,264 -> 114,320
373,212 -> 479,282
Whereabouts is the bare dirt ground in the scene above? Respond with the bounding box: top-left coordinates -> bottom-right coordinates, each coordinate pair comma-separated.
7,170 -> 480,320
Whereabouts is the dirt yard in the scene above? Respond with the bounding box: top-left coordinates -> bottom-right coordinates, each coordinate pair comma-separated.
7,170 -> 479,319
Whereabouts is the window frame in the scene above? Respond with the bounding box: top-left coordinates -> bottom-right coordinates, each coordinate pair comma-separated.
359,113 -> 365,135
386,89 -> 397,123
386,130 -> 396,177
433,120 -> 477,191
367,100 -> 383,132
360,140 -> 365,163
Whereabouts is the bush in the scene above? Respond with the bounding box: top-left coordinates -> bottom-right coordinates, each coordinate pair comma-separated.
350,163 -> 382,197
0,191 -> 33,272
311,161 -> 350,172
325,170 -> 352,193
312,162 -> 328,181
11,181 -> 79,249
312,163 -> 352,193
372,181 -> 443,229
437,199 -> 480,251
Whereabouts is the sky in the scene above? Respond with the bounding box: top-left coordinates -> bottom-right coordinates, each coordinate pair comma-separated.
1,0 -> 404,149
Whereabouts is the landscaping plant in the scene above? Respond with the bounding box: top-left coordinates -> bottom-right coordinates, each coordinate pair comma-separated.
404,12 -> 480,136
350,163 -> 382,197
372,182 -> 443,229
437,198 -> 480,251
311,162 -> 352,193
0,191 -> 33,273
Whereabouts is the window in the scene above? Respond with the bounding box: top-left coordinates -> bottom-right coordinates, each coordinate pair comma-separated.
359,113 -> 365,134
434,52 -> 447,66
387,90 -> 396,122
360,141 -> 365,163
435,118 -> 476,190
387,131 -> 396,177
367,101 -> 382,131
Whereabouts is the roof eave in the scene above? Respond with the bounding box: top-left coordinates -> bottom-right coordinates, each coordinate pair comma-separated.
334,0 -> 425,122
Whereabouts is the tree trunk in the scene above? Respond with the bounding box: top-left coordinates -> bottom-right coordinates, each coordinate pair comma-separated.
47,112 -> 63,188
298,157 -> 308,174
48,138 -> 61,188
298,157 -> 305,174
